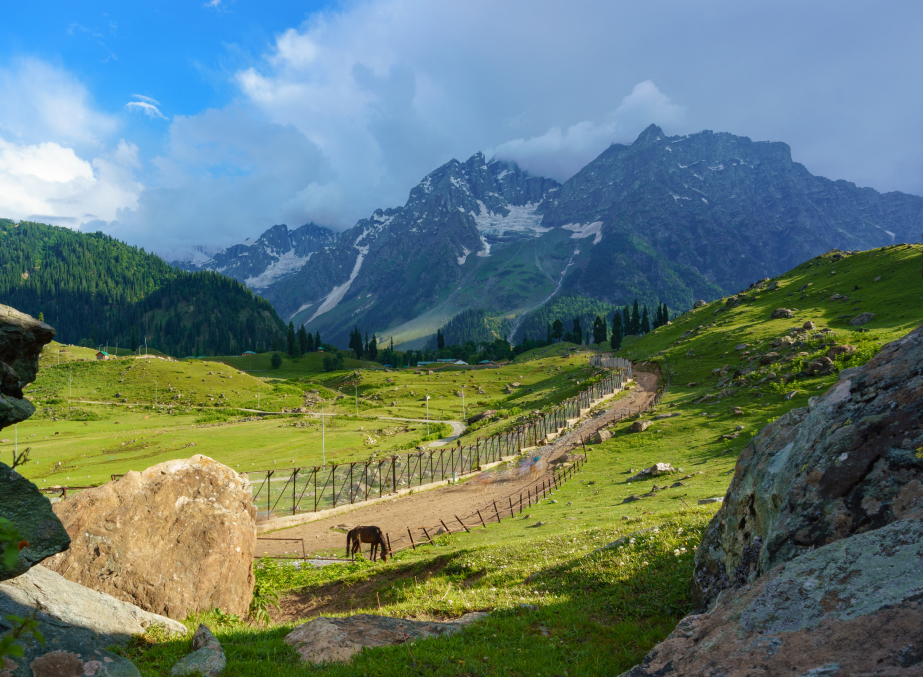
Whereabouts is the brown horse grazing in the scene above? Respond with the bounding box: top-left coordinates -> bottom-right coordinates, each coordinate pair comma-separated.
346,526 -> 390,562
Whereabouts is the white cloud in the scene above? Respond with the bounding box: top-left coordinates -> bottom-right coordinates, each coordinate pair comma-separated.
131,94 -> 161,105
490,81 -> 687,180
126,101 -> 166,119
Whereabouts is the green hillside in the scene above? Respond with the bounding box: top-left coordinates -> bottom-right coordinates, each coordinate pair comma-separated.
0,218 -> 286,356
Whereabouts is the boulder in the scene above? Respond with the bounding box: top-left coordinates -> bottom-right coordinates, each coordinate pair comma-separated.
621,518 -> 923,677
770,307 -> 794,319
284,613 -> 488,664
629,463 -> 676,481
692,324 -> 923,611
803,320 -> 816,330
170,625 -> 225,677
0,305 -> 55,430
758,351 -> 780,365
653,413 -> 681,420
0,565 -> 183,676
804,356 -> 835,376
44,455 -> 256,620
0,463 -> 70,581
827,343 -> 857,358
591,430 -> 612,444
850,312 -> 875,326
466,409 -> 497,425
692,300 -> 707,309
629,420 -> 653,433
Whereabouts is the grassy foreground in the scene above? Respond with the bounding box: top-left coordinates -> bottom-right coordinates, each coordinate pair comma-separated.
114,243 -> 923,676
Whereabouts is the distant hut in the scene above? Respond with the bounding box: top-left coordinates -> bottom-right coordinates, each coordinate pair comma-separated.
96,351 -> 110,360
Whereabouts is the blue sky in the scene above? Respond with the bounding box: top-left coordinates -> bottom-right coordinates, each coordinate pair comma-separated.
1,1 -> 921,259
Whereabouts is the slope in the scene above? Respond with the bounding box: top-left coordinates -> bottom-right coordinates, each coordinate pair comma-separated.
0,219 -> 287,356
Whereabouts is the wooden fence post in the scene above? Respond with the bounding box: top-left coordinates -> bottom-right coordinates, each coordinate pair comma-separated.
477,509 -> 487,529
493,501 -> 502,523
407,528 -> 416,550
455,515 -> 470,533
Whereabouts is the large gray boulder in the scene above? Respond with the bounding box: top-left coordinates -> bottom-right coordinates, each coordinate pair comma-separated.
285,612 -> 488,664
44,455 -> 256,620
621,517 -> 923,676
0,463 -> 70,581
0,565 -> 185,676
0,304 -> 55,430
692,323 -> 923,610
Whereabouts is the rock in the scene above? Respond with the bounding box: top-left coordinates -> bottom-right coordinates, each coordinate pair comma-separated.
729,407 -> 744,415
804,356 -> 835,376
692,324 -> 923,611
510,382 -> 522,387
770,308 -> 793,319
620,518 -> 923,677
653,413 -> 681,420
758,351 -> 779,365
44,455 -> 256,620
803,320 -> 816,330
285,613 -> 488,664
171,625 -> 225,677
697,497 -> 723,505
827,343 -> 857,358
629,420 -> 653,433
0,568 -> 159,676
850,312 -> 875,326
0,305 -> 55,430
0,463 -> 70,581
783,390 -> 800,400
629,463 -> 676,481
591,430 -> 612,444
734,343 -> 748,351
466,409 -> 497,425
693,300 -> 707,309
622,495 -> 642,503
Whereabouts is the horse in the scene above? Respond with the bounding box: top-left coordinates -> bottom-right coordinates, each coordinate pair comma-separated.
346,526 -> 390,562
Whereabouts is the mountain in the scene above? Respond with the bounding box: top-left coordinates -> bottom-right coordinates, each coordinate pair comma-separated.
184,125 -> 923,348
0,219 -> 287,356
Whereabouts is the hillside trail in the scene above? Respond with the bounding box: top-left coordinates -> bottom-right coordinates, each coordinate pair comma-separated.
257,369 -> 659,567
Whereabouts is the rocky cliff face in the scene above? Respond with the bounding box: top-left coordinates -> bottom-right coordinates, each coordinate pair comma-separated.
0,305 -> 55,429
622,323 -> 923,676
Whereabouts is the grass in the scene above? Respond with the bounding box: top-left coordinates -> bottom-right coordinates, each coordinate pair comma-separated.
39,244 -> 923,674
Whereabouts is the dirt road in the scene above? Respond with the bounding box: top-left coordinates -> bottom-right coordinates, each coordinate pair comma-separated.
256,370 -> 659,560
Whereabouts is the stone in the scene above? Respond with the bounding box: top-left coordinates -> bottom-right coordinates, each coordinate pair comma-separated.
466,409 -> 497,425
629,463 -> 676,482
697,497 -> 722,505
629,420 -> 653,433
653,412 -> 681,420
171,625 -> 225,677
783,390 -> 800,400
285,613 -> 488,664
44,455 -> 256,620
758,351 -> 780,365
803,320 -> 816,330
733,343 -> 748,351
622,495 -> 642,503
693,300 -> 707,309
620,518 -> 923,677
0,463 -> 70,581
850,312 -> 875,326
591,430 -> 611,444
804,356 -> 835,376
0,305 -> 55,431
692,324 -> 923,611
827,343 -> 857,358
770,307 -> 793,319
0,568 -> 153,677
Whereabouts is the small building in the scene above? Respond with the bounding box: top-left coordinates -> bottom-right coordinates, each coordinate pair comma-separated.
242,350 -> 256,356
96,351 -> 110,360
453,360 -> 469,365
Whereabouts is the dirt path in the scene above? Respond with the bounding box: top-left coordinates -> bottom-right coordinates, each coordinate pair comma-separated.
256,370 -> 659,561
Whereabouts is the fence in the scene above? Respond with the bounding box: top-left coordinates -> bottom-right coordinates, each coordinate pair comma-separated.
248,361 -> 633,519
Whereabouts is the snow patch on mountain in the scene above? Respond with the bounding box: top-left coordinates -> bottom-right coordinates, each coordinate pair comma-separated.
457,246 -> 471,265
308,245 -> 369,322
561,221 -> 603,245
245,250 -> 314,289
471,201 -> 550,240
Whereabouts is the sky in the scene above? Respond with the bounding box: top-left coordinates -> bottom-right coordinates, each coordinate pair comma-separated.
1,0 -> 921,260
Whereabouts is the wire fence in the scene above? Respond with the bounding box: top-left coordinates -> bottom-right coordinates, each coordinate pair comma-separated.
256,369 -> 671,561
249,360 -> 633,520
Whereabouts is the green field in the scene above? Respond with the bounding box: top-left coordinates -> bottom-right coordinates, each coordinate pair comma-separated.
9,340 -> 598,487
112,243 -> 923,676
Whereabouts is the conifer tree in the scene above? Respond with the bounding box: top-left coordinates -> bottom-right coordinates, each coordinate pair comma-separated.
572,317 -> 582,344
369,334 -> 378,361
287,322 -> 296,356
130,327 -> 137,353
437,328 -> 445,350
630,300 -> 641,335
552,319 -> 564,342
349,326 -> 363,359
640,305 -> 651,334
592,315 -> 606,344
546,322 -> 553,344
622,306 -> 630,335
298,326 -> 309,355
611,312 -> 623,349
271,335 -> 279,351
306,331 -> 314,353
661,303 -> 669,326
315,331 -> 321,350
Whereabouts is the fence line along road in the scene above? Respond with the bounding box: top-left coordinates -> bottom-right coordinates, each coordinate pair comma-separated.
248,359 -> 633,519
256,374 -> 668,562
